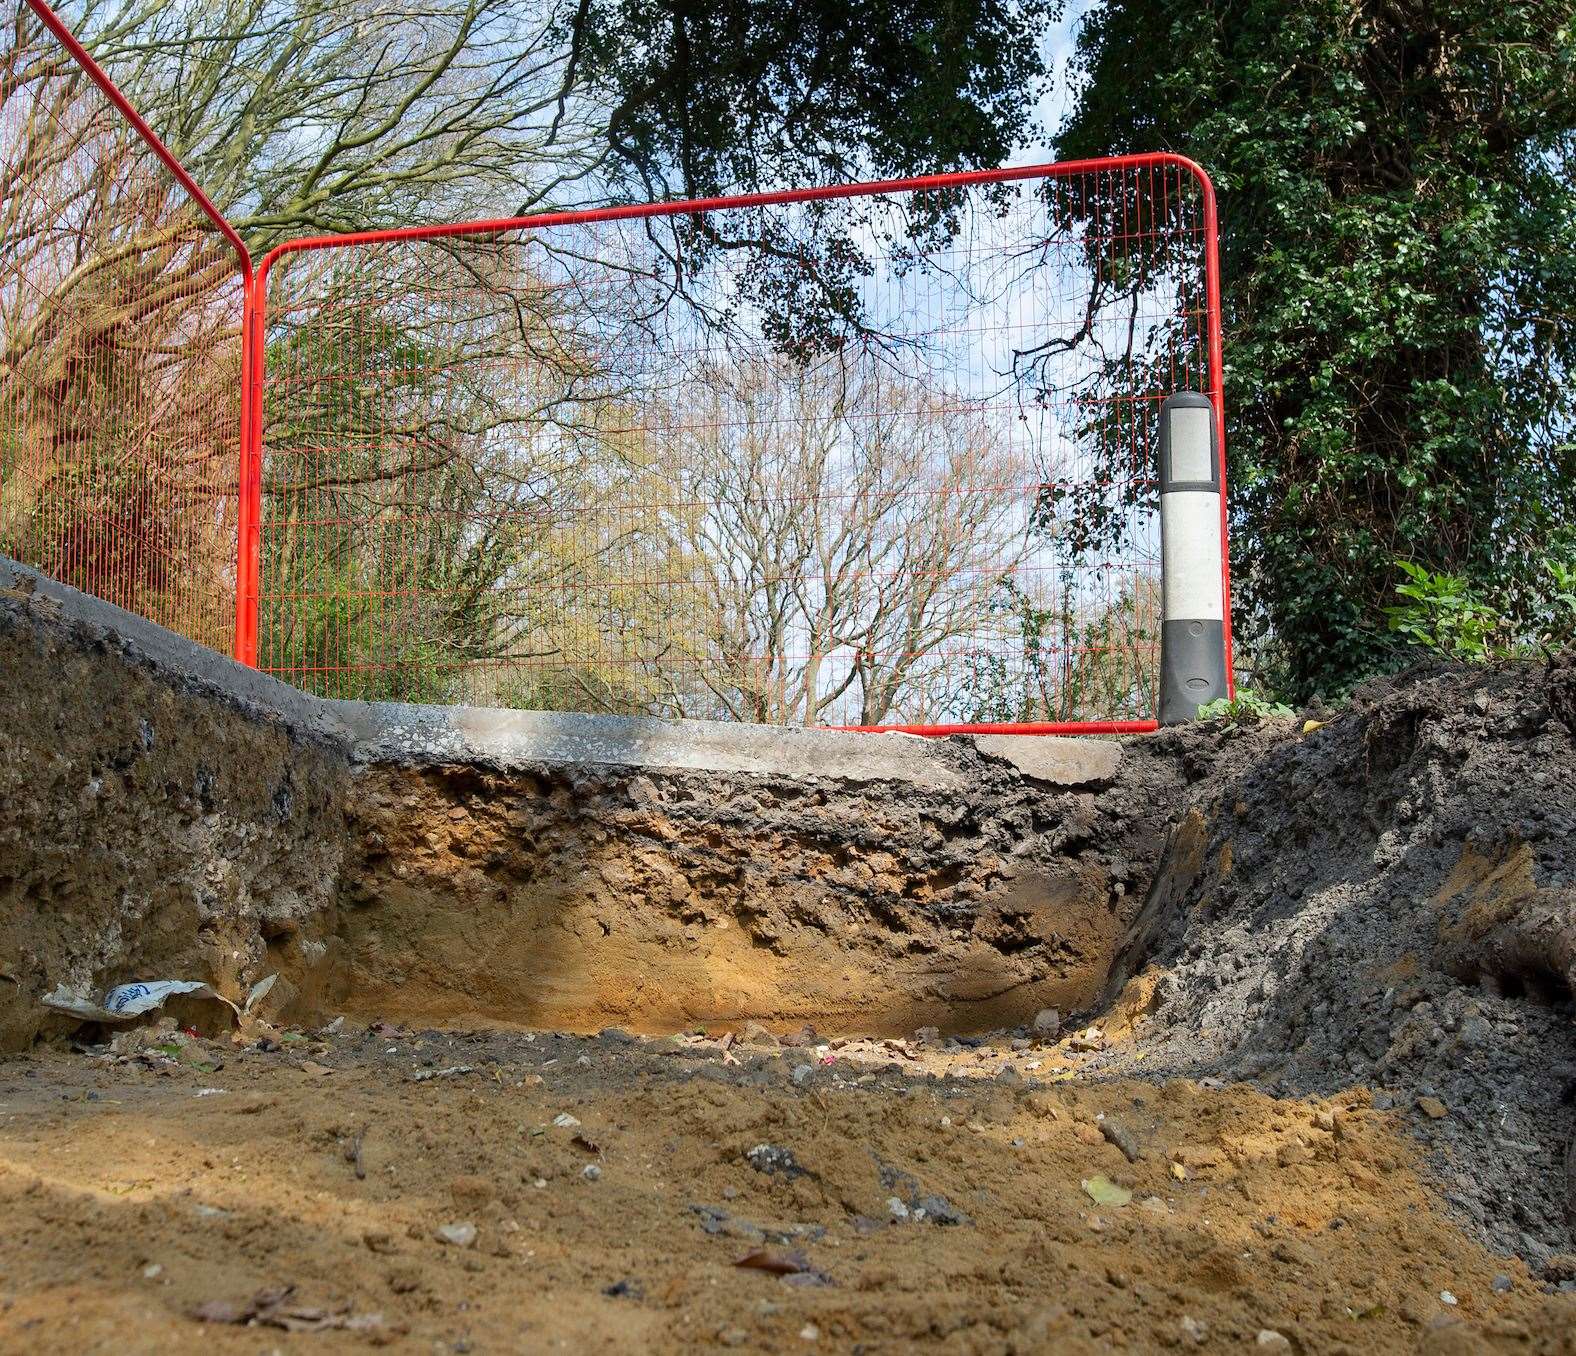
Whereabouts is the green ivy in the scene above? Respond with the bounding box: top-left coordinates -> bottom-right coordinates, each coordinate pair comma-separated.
1058,0 -> 1576,700
1196,689 -> 1295,724
1384,557 -> 1576,662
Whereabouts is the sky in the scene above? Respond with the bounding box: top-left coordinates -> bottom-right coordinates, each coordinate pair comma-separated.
1009,4 -> 1086,169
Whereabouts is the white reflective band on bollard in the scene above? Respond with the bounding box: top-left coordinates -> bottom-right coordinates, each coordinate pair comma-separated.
1158,392 -> 1228,724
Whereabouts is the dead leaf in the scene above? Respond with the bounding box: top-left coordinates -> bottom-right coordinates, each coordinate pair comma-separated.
734,1248 -> 813,1276
192,1284 -> 386,1333
1081,1175 -> 1133,1207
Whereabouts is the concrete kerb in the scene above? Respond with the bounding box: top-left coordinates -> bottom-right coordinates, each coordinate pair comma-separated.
2,553 -> 1127,789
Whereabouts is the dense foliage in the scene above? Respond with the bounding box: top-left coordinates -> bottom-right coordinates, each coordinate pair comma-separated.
566,0 -> 1051,197
1058,0 -> 1576,698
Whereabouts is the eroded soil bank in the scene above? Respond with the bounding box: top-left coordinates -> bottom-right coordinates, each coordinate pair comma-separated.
325,732 -> 1233,1037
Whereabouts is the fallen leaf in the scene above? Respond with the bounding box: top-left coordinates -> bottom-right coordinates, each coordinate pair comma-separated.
191,1284 -> 386,1334
734,1248 -> 813,1276
1081,1175 -> 1133,1207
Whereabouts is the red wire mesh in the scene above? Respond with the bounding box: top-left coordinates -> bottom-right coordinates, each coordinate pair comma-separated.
256,162 -> 1220,729
0,4 -> 245,651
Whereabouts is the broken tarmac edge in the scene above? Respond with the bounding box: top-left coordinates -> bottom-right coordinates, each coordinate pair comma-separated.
0,553 -> 1125,790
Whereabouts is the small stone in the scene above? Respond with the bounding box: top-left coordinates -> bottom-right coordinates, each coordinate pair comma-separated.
1100,1119 -> 1143,1162
1256,1331 -> 1291,1351
1032,1008 -> 1061,1036
435,1222 -> 478,1248
718,1327 -> 749,1347
746,1144 -> 805,1178
1180,1315 -> 1208,1343
791,1064 -> 815,1086
552,1112 -> 581,1128
1491,1274 -> 1513,1293
888,1197 -> 910,1220
722,1185 -> 739,1200
912,1193 -> 968,1226
582,1164 -> 602,1181
142,1263 -> 162,1280
1440,1291 -> 1457,1306
799,1324 -> 820,1341
1416,1097 -> 1448,1120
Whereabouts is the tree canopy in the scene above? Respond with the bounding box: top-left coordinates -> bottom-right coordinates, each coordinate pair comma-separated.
565,0 -> 1051,198
1058,0 -> 1576,698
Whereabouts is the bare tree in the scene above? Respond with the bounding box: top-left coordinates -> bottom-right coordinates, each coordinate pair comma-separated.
53,0 -> 615,243
652,354 -> 1034,727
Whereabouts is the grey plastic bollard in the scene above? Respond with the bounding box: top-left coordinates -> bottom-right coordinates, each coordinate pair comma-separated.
1158,392 -> 1228,724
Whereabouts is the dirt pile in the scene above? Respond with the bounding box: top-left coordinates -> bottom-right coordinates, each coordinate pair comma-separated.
1094,659 -> 1576,1269
4,1024 -> 1576,1353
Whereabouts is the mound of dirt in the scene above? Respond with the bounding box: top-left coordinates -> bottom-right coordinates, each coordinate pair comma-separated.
1094,658 -> 1576,1270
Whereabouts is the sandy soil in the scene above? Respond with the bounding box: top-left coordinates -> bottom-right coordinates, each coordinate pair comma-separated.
1,1019 -> 1573,1355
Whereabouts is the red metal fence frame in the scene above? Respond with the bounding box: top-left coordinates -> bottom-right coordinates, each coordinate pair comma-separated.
14,0 -> 1233,734
245,156 -> 1233,733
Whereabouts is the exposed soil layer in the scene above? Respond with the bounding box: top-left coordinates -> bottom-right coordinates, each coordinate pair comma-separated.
328,728 -> 1244,1036
2,1025 -> 1575,1355
1090,659 -> 1576,1268
2,555 -> 1274,1044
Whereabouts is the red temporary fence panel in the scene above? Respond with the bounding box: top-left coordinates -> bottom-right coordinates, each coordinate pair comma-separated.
0,0 -> 251,653
248,157 -> 1230,732
5,2 -> 1230,733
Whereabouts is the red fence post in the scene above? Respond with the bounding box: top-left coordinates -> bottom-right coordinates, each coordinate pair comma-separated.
234,278 -> 259,665
1193,164 -> 1235,697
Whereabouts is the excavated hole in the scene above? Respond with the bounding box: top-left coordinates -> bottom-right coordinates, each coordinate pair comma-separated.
306,759 -> 1178,1040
